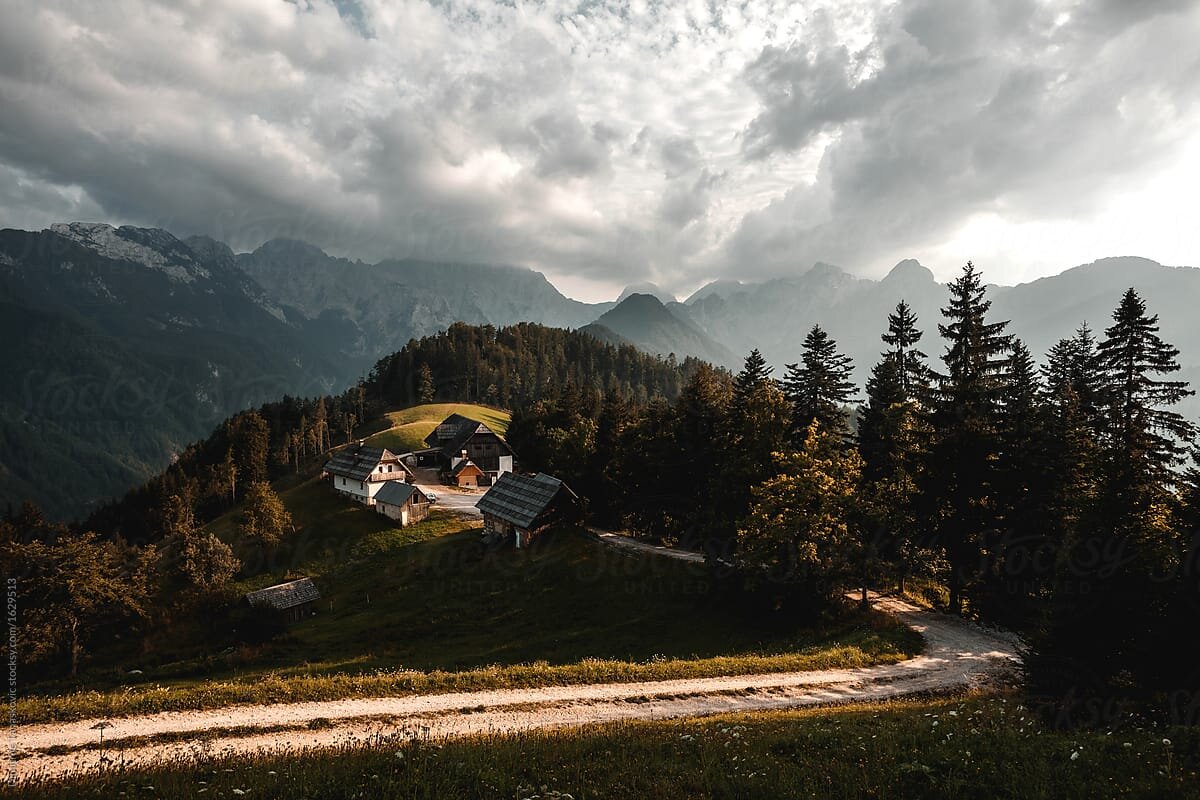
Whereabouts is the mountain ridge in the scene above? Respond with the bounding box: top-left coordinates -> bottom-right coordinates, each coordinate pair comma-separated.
5,221 -> 1200,519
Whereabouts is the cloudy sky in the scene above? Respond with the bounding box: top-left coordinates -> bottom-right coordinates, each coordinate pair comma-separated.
1,0 -> 1198,301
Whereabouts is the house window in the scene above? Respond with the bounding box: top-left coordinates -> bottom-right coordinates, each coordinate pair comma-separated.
341,477 -> 346,486
388,464 -> 393,472
360,481 -> 365,490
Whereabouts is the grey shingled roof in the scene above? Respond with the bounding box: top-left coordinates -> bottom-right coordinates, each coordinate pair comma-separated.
424,414 -> 512,460
475,472 -> 569,529
245,577 -> 320,611
375,481 -> 419,507
324,444 -> 390,481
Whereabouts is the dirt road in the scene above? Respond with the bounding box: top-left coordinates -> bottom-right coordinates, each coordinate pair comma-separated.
6,595 -> 1020,780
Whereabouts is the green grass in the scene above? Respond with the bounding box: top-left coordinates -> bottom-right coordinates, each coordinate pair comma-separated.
364,402 -> 511,453
14,696 -> 1199,799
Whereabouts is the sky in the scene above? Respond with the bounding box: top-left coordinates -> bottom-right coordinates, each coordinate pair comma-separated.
1,0 -> 1198,302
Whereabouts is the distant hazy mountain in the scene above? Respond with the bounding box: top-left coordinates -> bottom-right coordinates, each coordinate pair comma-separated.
581,294 -> 738,367
0,223 -> 344,520
683,256 -> 1200,417
238,240 -> 613,361
617,281 -> 677,305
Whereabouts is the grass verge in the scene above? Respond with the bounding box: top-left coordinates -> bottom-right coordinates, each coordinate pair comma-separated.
12,695 -> 1199,799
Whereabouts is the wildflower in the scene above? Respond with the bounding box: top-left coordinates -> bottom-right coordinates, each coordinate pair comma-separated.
1163,738 -> 1172,746
1070,752 -> 1079,761
232,791 -> 246,796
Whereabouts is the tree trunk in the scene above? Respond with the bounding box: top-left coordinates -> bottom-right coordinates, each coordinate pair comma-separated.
948,578 -> 962,615
69,618 -> 80,677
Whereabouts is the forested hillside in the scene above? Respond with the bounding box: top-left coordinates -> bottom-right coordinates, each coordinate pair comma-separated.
81,322 -> 703,545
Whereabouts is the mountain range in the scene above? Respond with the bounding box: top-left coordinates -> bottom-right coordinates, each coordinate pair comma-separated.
3,220 -> 1199,519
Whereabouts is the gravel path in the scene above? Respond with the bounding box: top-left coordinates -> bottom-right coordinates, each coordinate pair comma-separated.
6,594 -> 1020,781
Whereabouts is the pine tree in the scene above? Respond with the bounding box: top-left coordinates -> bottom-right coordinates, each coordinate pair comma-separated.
927,262 -> 1013,614
782,325 -> 856,440
1097,288 -> 1196,489
881,300 -> 930,402
981,339 -> 1047,625
734,349 -> 773,403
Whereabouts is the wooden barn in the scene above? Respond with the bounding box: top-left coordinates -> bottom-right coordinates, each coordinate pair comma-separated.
424,414 -> 515,486
374,481 -> 432,526
475,472 -> 578,549
244,577 -> 320,623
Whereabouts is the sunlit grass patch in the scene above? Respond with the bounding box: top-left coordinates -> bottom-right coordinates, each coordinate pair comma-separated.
13,696 -> 1199,799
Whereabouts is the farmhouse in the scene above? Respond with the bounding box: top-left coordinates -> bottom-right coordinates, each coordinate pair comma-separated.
374,481 -> 432,526
323,443 -> 415,507
423,413 -> 514,486
476,472 -> 579,549
244,577 -> 320,623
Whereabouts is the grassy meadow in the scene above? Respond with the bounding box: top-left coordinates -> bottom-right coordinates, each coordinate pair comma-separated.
14,696 -> 1199,799
364,402 -> 511,453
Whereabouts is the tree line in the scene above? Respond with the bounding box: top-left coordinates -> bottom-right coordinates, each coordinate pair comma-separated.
510,262 -> 1200,723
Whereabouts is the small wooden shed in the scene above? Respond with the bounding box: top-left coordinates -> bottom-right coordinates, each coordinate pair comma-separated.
374,481 -> 432,526
475,472 -> 578,549
244,577 -> 320,623
449,457 -> 485,488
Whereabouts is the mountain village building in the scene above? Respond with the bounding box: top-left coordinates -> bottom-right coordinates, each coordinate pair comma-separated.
244,577 -> 321,623
323,443 -> 416,507
476,472 -> 578,549
421,413 -> 515,487
373,481 -> 432,525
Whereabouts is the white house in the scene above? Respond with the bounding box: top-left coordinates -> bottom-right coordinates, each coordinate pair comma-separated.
323,443 -> 415,507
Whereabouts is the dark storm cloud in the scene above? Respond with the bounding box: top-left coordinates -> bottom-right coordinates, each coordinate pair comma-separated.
0,0 -> 1197,298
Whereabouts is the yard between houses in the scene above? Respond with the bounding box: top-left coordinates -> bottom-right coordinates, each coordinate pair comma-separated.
14,478 -> 919,723
363,402 -> 511,454
13,696 -> 1199,799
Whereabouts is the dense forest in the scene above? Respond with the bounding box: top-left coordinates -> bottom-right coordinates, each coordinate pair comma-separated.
510,263 -> 1200,724
3,266 -> 1198,726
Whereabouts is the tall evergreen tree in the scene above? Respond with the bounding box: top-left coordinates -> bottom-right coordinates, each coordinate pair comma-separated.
881,300 -> 930,402
782,325 -> 856,440
927,262 -> 1013,614
734,349 -> 773,403
1097,288 -> 1196,489
980,339 -> 1047,625
1029,292 -> 1196,722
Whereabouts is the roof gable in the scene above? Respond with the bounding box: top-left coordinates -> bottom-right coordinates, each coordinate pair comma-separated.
475,472 -> 571,529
